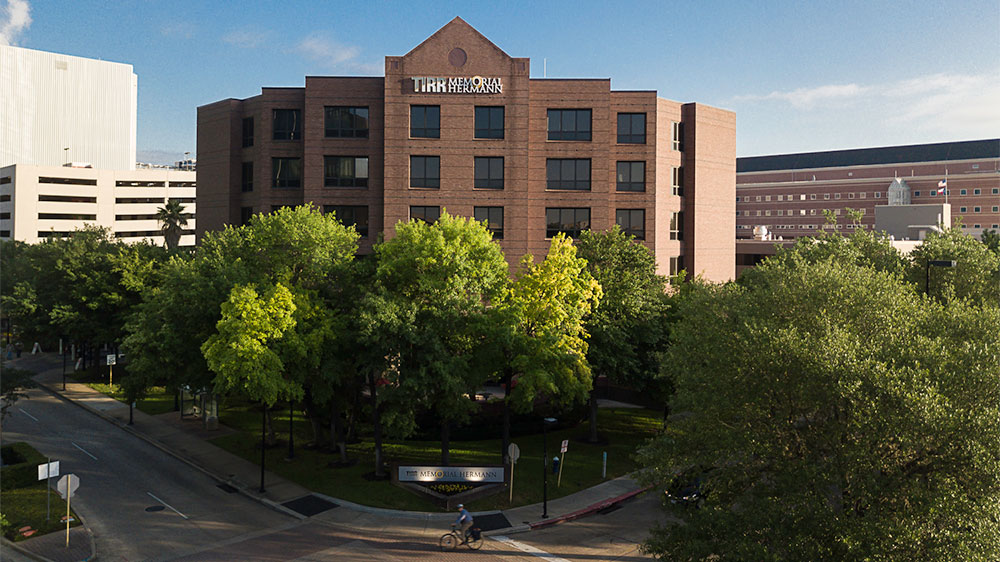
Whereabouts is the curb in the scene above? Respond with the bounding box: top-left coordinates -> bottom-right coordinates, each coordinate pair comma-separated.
0,515 -> 96,562
527,485 -> 652,530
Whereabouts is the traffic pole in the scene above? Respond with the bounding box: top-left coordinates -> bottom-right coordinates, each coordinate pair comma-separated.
65,490 -> 71,547
557,452 -> 565,487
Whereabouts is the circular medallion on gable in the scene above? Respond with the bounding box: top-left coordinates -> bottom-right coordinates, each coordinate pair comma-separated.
449,47 -> 467,67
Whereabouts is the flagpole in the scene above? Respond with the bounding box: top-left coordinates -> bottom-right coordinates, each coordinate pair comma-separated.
944,168 -> 949,205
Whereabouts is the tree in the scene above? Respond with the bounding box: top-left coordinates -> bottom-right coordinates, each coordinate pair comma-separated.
494,234 -> 602,461
576,226 -> 669,443
371,211 -> 509,465
981,228 -> 1000,258
638,253 -> 1000,561
156,199 -> 189,251
0,362 -> 34,425
908,226 -> 1000,306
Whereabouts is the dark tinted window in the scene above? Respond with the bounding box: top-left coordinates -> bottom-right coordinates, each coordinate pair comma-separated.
545,208 -> 590,238
240,207 -> 253,225
547,109 -> 591,141
670,211 -> 684,240
616,209 -> 645,240
410,206 -> 440,223
475,106 -> 504,139
324,156 -> 369,187
410,156 -> 440,188
547,159 -> 591,190
273,109 -> 301,140
411,105 -> 440,138
241,162 -> 253,192
474,206 -> 504,239
474,157 -> 504,189
616,161 -> 645,192
617,113 -> 646,144
242,117 -> 254,147
325,107 -> 369,138
272,157 -> 302,188
324,205 -> 369,237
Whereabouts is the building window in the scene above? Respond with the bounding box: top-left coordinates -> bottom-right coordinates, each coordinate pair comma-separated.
616,209 -> 645,240
474,206 -> 504,239
242,117 -> 254,147
545,207 -> 590,238
993,189 -> 999,195
272,157 -> 302,188
324,106 -> 369,138
411,105 -> 440,138
38,213 -> 97,220
824,194 -> 830,200
875,192 -> 881,198
410,205 -> 440,223
835,193 -> 841,200
672,121 -> 684,151
241,162 -> 253,192
993,206 -> 999,212
974,188 -> 981,195
960,207 -> 968,213
272,109 -> 301,140
40,177 -> 97,186
960,189 -> 967,195
410,156 -> 440,188
546,159 -> 591,190
859,192 -> 866,199
669,255 -> 684,276
670,211 -> 684,240
672,166 -> 684,196
617,113 -> 646,144
765,210 -> 771,216
810,194 -> 816,200
38,195 -> 97,203
474,157 -> 504,189
777,195 -> 783,201
848,193 -> 855,199
324,205 -> 369,237
116,180 -> 165,187
914,191 -> 921,197
974,206 -> 981,213
547,109 -> 591,141
240,207 -> 254,225
324,156 -> 369,187
616,161 -> 645,192
474,106 -> 504,139
777,210 -> 783,216
736,196 -> 741,202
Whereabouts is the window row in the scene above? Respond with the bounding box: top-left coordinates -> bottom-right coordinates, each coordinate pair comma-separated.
741,208 -> 868,217
254,157 -> 681,193
241,107 -> 680,146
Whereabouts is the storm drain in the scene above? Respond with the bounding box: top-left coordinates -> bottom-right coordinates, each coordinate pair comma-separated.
216,483 -> 238,493
282,494 -> 338,517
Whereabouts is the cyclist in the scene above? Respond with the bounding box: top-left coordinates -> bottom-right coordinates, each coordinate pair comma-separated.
453,504 -> 474,544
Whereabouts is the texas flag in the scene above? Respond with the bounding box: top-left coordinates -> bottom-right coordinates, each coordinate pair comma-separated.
937,179 -> 947,194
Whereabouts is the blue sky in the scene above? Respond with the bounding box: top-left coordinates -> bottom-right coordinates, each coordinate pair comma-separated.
3,0 -> 998,163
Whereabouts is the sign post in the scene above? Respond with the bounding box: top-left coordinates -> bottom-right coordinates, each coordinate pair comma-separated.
558,440 -> 568,487
507,443 -> 520,503
37,459 -> 60,521
56,474 -> 79,547
106,354 -> 116,388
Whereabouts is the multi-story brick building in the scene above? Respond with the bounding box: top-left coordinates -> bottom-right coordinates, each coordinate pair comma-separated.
197,18 -> 736,280
736,139 -> 1000,240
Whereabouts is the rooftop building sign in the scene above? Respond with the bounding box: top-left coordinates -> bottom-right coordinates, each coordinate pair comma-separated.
411,76 -> 502,94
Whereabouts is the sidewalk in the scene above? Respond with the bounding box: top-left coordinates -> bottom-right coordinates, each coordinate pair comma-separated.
5,352 -> 650,560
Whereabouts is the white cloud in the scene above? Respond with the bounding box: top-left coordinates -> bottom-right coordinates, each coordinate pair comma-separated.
0,0 -> 31,46
295,33 -> 361,68
735,83 -> 868,108
222,28 -> 271,49
883,72 -> 1000,137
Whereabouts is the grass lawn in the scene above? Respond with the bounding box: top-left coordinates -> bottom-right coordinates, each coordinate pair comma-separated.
1,443 -> 81,541
209,402 -> 662,512
73,365 -> 175,416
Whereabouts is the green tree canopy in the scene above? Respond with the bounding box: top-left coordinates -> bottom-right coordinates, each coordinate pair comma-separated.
908,226 -> 1000,305
639,253 -> 1000,561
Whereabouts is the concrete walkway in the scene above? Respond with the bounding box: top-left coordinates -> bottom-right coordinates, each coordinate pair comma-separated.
4,353 -> 650,561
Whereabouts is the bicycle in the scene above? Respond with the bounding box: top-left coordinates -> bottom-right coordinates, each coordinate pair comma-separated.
439,523 -> 484,551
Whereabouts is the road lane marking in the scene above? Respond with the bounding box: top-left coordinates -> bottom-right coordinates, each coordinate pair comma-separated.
17,408 -> 38,421
71,442 -> 98,460
147,492 -> 189,520
491,536 -> 571,562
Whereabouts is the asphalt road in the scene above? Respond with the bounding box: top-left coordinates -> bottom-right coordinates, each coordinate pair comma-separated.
2,368 -> 292,561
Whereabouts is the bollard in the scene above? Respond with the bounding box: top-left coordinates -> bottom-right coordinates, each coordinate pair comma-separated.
602,451 -> 607,479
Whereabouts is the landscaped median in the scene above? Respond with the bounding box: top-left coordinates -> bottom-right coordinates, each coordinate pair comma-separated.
1,442 -> 82,541
81,375 -> 661,512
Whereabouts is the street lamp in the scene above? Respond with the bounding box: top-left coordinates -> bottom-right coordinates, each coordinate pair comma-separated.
541,417 -> 557,518
925,259 -> 956,295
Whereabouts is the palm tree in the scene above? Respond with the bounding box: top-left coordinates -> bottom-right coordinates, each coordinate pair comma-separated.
156,199 -> 188,251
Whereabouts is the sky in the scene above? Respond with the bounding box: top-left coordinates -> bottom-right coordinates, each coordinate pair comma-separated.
2,0 -> 998,164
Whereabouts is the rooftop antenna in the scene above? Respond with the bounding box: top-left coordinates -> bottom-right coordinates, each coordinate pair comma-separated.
543,58 -> 547,78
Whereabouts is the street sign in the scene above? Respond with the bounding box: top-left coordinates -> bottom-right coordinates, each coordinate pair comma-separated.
37,461 -> 60,480
560,439 -> 569,454
507,443 -> 520,463
106,354 -> 116,366
56,474 -> 79,500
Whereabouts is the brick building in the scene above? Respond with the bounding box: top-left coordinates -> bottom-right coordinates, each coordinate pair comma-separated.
736,139 -> 1000,240
197,18 -> 736,280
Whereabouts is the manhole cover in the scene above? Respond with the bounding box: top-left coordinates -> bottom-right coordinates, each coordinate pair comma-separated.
145,506 -> 165,512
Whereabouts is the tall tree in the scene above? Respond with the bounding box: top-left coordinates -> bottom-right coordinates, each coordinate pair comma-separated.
639,253 -> 1000,561
908,226 -> 1000,305
371,211 -> 509,465
156,199 -> 189,251
576,226 -> 668,443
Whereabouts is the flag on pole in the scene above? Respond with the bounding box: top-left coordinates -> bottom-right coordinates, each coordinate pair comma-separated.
937,179 -> 947,194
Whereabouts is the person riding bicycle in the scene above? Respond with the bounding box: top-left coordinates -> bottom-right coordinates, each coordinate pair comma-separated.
453,504 -> 474,544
